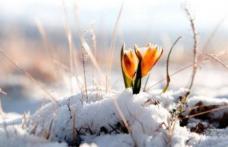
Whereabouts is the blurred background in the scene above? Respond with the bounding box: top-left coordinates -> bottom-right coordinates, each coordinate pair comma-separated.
0,0 -> 228,115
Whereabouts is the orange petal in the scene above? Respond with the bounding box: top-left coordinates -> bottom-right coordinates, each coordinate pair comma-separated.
141,45 -> 163,77
121,50 -> 138,79
134,46 -> 143,60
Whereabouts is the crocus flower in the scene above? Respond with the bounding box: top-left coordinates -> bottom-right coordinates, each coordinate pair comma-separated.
121,43 -> 163,94
135,44 -> 163,77
121,49 -> 139,79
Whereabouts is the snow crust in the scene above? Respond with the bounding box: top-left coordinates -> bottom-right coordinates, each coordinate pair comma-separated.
0,126 -> 67,147
0,88 -> 228,147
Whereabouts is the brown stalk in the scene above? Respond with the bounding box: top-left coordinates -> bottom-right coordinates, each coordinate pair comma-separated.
90,27 -> 98,88
106,3 -> 124,91
183,104 -> 228,119
206,53 -> 228,71
72,110 -> 77,142
46,119 -> 54,140
185,7 -> 198,91
73,2 -> 105,87
146,63 -> 193,90
162,36 -> 182,93
167,115 -> 177,147
146,49 -> 227,91
67,30 -> 75,95
112,97 -> 131,134
0,88 -> 7,95
0,96 -> 4,116
35,20 -> 64,87
202,18 -> 225,53
167,7 -> 199,145
62,0 -> 76,95
182,7 -> 199,100
81,39 -> 104,75
0,49 -> 58,104
143,74 -> 150,92
81,51 -> 88,100
35,20 -> 54,62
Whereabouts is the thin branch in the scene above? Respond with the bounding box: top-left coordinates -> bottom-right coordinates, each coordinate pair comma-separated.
112,97 -> 131,134
162,36 -> 182,93
202,18 -> 225,52
106,3 -> 124,91
206,53 -> 228,71
90,27 -> 97,88
46,119 -> 54,140
73,1 -> 106,89
167,8 -> 199,145
185,7 -> 198,90
0,88 -> 7,95
62,0 -> 76,95
82,51 -> 88,101
81,39 -> 105,80
184,7 -> 199,98
0,50 -> 58,104
146,49 -> 228,91
35,20 -> 54,61
0,96 -> 4,116
108,3 -> 124,69
183,104 -> 228,119
146,63 -> 193,90
67,31 -> 75,94
72,110 -> 77,140
143,74 -> 150,92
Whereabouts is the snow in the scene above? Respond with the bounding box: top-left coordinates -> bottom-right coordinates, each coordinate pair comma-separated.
27,89 -> 171,146
0,126 -> 67,147
0,88 -> 228,147
0,112 -> 22,126
188,96 -> 228,107
186,96 -> 228,122
80,134 -> 134,147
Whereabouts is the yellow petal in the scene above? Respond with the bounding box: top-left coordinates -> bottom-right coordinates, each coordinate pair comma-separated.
121,50 -> 138,79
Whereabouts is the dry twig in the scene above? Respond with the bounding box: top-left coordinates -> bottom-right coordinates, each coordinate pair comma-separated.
167,7 -> 199,146
183,104 -> 228,119
206,53 -> 228,71
163,36 -> 182,93
184,7 -> 199,98
0,50 -> 58,104
106,3 -> 124,91
0,88 -> 7,95
112,97 -> 131,134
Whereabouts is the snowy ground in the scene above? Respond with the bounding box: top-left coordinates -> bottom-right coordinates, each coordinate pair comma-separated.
0,65 -> 228,147
0,86 -> 227,147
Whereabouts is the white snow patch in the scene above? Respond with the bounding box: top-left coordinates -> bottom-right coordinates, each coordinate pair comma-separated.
0,126 -> 67,147
1,88 -> 228,147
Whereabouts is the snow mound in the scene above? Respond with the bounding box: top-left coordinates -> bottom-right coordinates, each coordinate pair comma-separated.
0,126 -> 66,147
26,88 -> 203,147
0,88 -> 225,147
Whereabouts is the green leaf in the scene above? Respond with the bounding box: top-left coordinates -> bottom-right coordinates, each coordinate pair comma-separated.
133,59 -> 142,94
121,44 -> 133,88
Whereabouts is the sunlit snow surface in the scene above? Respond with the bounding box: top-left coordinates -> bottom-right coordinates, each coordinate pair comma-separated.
0,87 -> 227,147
